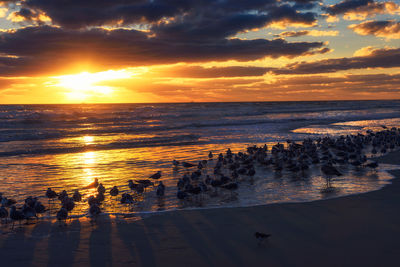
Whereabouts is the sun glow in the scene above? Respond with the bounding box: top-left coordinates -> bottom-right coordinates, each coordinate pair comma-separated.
52,70 -> 132,101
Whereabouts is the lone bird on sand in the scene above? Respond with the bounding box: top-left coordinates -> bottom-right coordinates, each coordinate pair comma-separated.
255,232 -> 271,245
150,171 -> 162,179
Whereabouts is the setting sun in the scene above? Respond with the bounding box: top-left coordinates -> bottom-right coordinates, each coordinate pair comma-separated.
52,70 -> 132,101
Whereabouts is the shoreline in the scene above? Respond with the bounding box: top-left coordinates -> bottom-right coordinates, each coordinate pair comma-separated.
1,150 -> 400,266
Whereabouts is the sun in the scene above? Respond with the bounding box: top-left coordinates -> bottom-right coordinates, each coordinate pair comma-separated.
52,70 -> 132,101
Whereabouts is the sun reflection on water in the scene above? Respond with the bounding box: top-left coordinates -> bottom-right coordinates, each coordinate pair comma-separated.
82,135 -> 95,145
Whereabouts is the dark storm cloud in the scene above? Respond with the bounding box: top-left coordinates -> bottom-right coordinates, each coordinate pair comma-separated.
349,20 -> 400,39
10,0 -> 318,32
273,47 -> 400,74
324,0 -> 398,18
0,26 -> 326,76
155,66 -> 273,78
325,0 -> 374,15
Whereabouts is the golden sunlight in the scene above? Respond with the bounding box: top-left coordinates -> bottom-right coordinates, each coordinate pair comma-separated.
52,70 -> 132,101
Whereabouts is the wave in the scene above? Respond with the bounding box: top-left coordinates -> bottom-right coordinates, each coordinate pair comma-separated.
0,134 -> 201,157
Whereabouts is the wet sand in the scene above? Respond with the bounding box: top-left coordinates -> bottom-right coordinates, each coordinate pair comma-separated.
1,150 -> 400,267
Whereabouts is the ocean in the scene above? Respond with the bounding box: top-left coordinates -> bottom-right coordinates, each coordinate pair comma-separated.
1,100 -> 400,218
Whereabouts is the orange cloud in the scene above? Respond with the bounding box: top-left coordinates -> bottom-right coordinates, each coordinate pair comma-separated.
349,20 -> 400,39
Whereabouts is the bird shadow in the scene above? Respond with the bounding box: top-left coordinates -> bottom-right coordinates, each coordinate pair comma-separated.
47,219 -> 81,267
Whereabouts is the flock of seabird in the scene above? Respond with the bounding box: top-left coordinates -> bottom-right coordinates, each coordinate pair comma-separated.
0,126 -> 399,228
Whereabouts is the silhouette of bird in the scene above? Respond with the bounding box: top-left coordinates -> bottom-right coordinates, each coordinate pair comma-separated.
0,206 -> 8,224
73,189 -> 82,202
56,207 -> 68,226
321,164 -> 342,176
46,188 -> 57,200
58,190 -> 68,202
150,171 -> 162,179
182,162 -> 195,168
84,178 -> 99,189
89,204 -> 101,223
95,192 -> 105,202
88,195 -> 100,207
97,183 -> 106,194
110,186 -> 119,197
120,193 -> 134,204
62,197 -> 75,214
156,181 -> 165,197
0,197 -> 16,208
34,201 -> 46,217
22,204 -> 37,223
10,206 -> 25,229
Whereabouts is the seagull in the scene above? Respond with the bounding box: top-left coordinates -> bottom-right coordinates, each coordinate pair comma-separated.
89,204 -> 101,223
0,206 -> 8,224
156,181 -> 165,197
56,207 -> 68,226
84,178 -> 99,189
73,189 -> 82,202
120,193 -> 134,204
321,164 -> 342,176
62,197 -> 75,214
173,160 -> 180,167
10,206 -> 25,229
22,204 -> 37,223
182,162 -> 195,168
254,232 -> 271,245
97,183 -> 106,194
46,188 -> 57,200
34,201 -> 46,218
110,186 -> 119,197
150,171 -> 162,179
58,190 -> 68,202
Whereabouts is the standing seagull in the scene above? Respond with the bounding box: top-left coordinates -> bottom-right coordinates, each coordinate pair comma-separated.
84,178 -> 99,189
156,181 -> 166,197
56,207 -> 68,226
46,188 -> 57,203
10,206 -> 25,229
97,183 -> 106,194
73,189 -> 82,202
110,186 -> 119,197
0,206 -> 8,224
89,204 -> 101,223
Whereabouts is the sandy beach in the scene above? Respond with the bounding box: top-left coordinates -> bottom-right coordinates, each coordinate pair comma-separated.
0,150 -> 399,267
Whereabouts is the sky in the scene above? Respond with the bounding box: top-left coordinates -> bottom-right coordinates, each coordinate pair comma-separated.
0,0 -> 399,103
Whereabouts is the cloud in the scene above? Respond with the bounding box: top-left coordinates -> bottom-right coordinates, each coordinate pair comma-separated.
6,0 -> 318,33
325,0 -> 400,20
0,26 -> 327,76
276,30 -> 339,37
273,47 -> 400,74
150,65 -> 272,78
349,20 -> 400,39
134,73 -> 400,101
